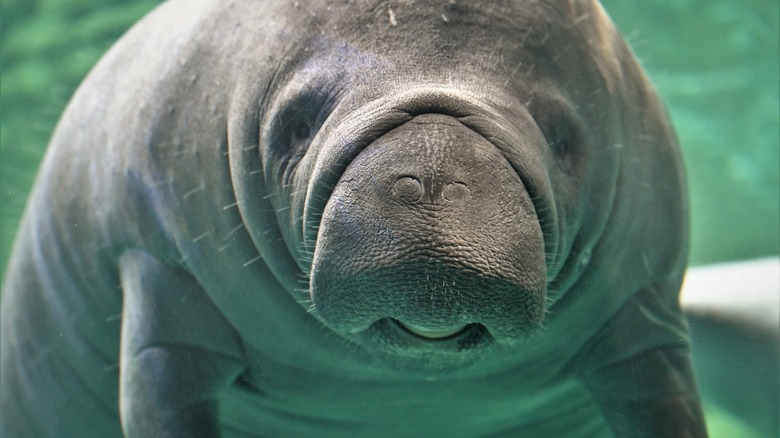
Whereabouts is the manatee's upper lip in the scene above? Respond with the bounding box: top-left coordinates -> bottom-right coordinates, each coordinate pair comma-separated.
396,321 -> 469,340
302,87 -> 516,249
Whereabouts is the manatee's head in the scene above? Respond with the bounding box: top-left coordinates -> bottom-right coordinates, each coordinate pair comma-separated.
236,0 -> 630,371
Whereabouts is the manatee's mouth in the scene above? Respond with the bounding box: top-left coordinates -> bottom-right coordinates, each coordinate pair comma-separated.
396,321 -> 470,340
366,318 -> 491,350
342,319 -> 492,373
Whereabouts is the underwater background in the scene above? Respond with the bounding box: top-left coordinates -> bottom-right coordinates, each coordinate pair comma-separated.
0,0 -> 778,436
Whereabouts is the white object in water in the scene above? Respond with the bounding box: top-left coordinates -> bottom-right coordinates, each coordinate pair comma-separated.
681,256 -> 780,333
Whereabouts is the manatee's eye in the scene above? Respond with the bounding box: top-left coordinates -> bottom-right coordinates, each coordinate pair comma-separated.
533,105 -> 584,172
290,120 -> 311,147
263,85 -> 334,186
276,104 -> 317,162
545,115 -> 576,156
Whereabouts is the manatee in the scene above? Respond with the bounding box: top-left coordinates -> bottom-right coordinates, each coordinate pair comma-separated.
0,0 -> 707,436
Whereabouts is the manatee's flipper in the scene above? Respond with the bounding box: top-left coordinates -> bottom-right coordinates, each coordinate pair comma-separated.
585,347 -> 707,438
119,250 -> 245,437
576,284 -> 707,437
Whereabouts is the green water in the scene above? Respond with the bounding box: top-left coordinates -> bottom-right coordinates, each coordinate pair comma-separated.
1,1 -> 778,436
603,0 -> 780,267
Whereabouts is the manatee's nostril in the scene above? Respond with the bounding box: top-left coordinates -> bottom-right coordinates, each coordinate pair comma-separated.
443,182 -> 470,202
392,176 -> 423,203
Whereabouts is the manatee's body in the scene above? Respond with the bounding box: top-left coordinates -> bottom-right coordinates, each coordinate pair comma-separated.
1,1 -> 706,436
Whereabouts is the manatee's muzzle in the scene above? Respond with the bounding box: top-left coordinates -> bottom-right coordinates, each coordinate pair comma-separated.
308,111 -> 547,348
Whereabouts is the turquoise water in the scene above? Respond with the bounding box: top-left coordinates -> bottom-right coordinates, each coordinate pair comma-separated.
603,0 -> 780,267
1,1 -> 777,436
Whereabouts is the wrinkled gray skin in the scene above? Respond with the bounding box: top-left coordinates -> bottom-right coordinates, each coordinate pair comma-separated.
1,0 -> 706,436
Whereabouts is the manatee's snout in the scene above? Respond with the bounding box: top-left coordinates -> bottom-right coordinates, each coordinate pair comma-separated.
310,114 -> 546,347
